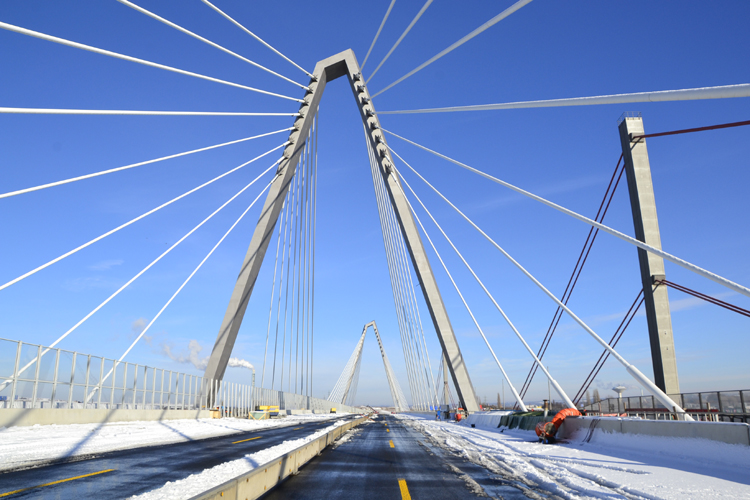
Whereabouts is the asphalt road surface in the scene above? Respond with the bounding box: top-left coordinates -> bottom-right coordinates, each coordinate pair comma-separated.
0,415 -> 354,499
264,415 -> 526,500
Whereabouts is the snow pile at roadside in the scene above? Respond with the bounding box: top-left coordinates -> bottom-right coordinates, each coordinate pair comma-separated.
130,418 -> 352,500
0,413 -> 345,472
395,414 -> 750,499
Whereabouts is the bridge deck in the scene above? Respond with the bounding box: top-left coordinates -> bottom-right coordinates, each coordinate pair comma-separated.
264,414 -> 526,499
0,416 -> 354,499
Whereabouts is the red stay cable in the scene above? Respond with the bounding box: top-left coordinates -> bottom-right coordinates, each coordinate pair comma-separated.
631,119 -> 750,140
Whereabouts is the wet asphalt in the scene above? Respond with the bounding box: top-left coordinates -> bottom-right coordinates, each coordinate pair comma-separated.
263,415 -> 494,500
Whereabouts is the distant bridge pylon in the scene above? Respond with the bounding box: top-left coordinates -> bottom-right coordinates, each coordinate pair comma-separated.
327,321 -> 409,411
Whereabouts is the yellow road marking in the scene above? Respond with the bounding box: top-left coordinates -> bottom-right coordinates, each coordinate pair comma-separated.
293,427 -> 303,430
232,436 -> 261,444
0,469 -> 114,498
389,439 -> 394,448
387,428 -> 390,432
398,478 -> 411,500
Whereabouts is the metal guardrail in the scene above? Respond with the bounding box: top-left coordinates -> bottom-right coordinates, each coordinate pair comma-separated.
189,414 -> 371,500
0,337 -> 355,414
583,389 -> 750,422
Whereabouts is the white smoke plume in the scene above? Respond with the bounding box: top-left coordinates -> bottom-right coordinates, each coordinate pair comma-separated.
131,318 -> 153,345
161,340 -> 254,372
228,358 -> 254,371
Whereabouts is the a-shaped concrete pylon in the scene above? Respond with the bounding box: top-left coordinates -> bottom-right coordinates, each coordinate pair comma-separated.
328,321 -> 409,411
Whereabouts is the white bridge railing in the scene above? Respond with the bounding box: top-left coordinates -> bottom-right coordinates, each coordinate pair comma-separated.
0,337 -> 355,414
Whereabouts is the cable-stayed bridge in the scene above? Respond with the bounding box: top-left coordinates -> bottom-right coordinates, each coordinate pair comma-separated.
1,1 -> 749,498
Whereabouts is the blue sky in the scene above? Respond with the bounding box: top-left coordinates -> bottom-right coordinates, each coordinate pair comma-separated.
1,0 -> 748,407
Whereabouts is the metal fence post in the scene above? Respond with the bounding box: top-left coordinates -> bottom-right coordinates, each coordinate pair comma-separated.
159,369 -> 165,408
151,368 -> 157,409
110,361 -> 116,407
717,391 -> 724,413
176,373 -> 181,410
83,354 -> 91,409
132,364 -> 139,408
167,371 -> 173,409
31,345 -> 42,409
10,341 -> 22,409
698,392 -> 703,410
67,351 -> 77,409
51,348 -> 60,408
142,366 -> 148,407
121,363 -> 128,406
97,358 -> 105,407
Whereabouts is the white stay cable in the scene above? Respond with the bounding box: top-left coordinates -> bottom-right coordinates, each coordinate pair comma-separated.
366,0 -> 434,84
328,334 -> 363,402
389,163 -> 529,412
93,174 -> 276,394
361,0 -> 397,70
310,112 -> 319,398
302,128 -> 314,396
0,21 -> 303,103
262,196 -> 287,388
374,141 -> 437,408
271,166 -> 297,390
390,197 -> 436,409
200,0 -> 313,78
2,160 -> 278,391
117,0 -> 308,90
387,149 -> 691,418
377,83 -> 750,114
373,323 -> 404,409
373,147 -> 428,410
0,128 -> 292,200
343,335 -> 367,404
0,108 -> 299,116
0,142 -> 287,292
384,129 -> 750,300
371,0 -> 533,98
389,147 -> 574,408
295,132 -> 310,394
365,134 -> 420,408
386,172 -> 439,408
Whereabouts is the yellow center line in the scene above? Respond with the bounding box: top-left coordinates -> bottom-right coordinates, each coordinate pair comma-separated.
0,469 -> 114,498
398,478 -> 412,500
293,427 -> 303,430
232,436 -> 261,444
389,439 -> 395,448
387,428 -> 390,432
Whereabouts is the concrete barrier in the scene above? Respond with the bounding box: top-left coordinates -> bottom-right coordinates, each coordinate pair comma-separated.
559,416 -> 750,445
189,414 -> 371,500
0,408 -> 210,427
284,409 -> 313,415
465,412 -> 510,428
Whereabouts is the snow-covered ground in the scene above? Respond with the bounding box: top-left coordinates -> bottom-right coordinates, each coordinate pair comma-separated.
0,413 -> 347,473
131,417 -> 360,500
396,414 -> 750,499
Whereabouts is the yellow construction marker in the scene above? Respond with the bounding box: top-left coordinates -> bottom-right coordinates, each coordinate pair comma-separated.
0,469 -> 114,498
232,436 -> 261,444
389,440 -> 395,448
398,478 -> 412,500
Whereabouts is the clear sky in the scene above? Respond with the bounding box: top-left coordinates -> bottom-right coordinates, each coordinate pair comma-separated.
1,0 -> 749,407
